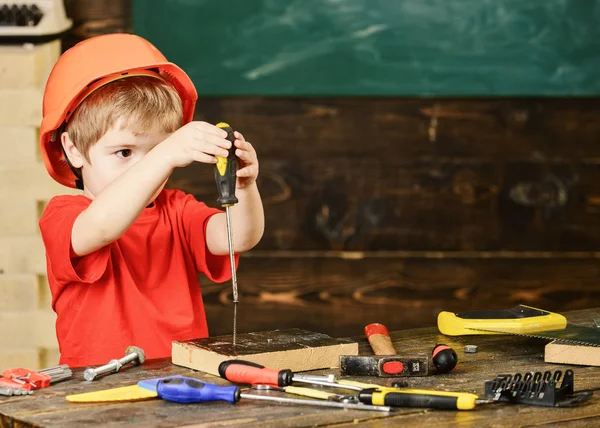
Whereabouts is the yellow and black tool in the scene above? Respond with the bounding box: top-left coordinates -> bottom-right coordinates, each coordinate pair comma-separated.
438,305 -> 600,347
358,387 -> 486,410
215,122 -> 239,344
437,305 -> 567,336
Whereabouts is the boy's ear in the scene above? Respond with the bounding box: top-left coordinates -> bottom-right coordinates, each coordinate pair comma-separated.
61,132 -> 85,168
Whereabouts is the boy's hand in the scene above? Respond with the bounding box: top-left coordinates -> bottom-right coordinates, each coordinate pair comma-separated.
233,131 -> 259,188
159,121 -> 232,169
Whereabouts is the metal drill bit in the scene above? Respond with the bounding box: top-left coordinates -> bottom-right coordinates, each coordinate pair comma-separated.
225,206 -> 238,347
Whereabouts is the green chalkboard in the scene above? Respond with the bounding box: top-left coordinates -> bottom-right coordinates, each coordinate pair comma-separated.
133,0 -> 600,96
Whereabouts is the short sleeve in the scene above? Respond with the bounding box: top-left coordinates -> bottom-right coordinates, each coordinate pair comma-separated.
175,191 -> 239,283
39,196 -> 110,286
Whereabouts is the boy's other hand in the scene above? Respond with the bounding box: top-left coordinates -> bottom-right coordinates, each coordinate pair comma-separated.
233,131 -> 259,188
158,121 -> 232,169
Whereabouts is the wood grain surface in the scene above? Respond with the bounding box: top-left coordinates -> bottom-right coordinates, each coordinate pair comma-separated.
1,308 -> 599,427
203,255 -> 600,337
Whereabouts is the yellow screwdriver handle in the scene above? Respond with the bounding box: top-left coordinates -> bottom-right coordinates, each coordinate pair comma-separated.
368,388 -> 479,410
214,122 -> 238,207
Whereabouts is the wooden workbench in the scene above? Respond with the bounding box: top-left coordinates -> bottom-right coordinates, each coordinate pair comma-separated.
1,308 -> 599,427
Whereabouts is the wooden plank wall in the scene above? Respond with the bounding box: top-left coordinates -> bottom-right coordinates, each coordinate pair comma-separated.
61,1 -> 600,338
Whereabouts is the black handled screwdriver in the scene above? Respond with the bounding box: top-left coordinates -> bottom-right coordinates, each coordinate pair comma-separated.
215,122 -> 239,344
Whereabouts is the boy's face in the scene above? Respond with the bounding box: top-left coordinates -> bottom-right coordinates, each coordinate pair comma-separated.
63,118 -> 171,199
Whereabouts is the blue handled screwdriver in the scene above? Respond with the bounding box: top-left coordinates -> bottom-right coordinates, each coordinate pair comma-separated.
155,376 -> 391,411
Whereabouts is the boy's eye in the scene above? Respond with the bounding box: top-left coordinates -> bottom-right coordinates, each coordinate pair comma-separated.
116,149 -> 132,158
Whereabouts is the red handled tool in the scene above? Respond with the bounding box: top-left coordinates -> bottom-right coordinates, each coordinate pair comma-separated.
218,360 -> 361,391
366,323 -> 457,374
0,365 -> 72,391
340,323 -> 457,377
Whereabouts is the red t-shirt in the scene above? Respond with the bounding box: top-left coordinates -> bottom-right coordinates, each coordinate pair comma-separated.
39,189 -> 237,367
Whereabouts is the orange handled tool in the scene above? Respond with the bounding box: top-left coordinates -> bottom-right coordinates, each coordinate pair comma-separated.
219,360 -> 294,387
360,323 -> 457,375
218,360 -> 362,392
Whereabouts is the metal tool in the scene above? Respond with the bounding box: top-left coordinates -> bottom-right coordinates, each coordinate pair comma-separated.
252,384 -> 359,403
215,122 -> 239,347
1,364 -> 72,390
340,323 -> 457,377
218,360 -> 362,391
241,390 -> 391,411
83,346 -> 145,381
464,345 -> 478,353
358,386 -> 488,411
0,386 -> 33,396
155,376 -> 391,411
295,374 -> 336,383
484,369 -> 592,407
438,305 -> 600,347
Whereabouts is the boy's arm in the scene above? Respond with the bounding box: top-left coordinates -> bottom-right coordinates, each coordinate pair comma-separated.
71,147 -> 172,256
205,133 -> 264,255
71,122 -> 231,256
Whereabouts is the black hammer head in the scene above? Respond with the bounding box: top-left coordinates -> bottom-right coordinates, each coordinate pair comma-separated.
339,355 -> 429,377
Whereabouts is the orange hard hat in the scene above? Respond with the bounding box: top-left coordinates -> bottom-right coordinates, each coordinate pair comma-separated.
40,33 -> 198,188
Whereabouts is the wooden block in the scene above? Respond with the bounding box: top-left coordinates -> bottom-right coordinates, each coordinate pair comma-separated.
0,40 -> 60,89
0,199 -> 39,236
0,127 -> 38,165
0,274 -> 38,311
545,340 -> 600,367
0,89 -> 42,126
0,310 -> 57,348
0,236 -> 46,275
0,348 -> 41,370
0,164 -> 80,200
172,329 -> 359,376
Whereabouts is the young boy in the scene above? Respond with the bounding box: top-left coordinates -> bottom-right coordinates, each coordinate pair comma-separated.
38,33 -> 264,367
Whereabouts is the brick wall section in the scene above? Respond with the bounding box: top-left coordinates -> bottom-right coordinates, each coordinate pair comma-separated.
0,41 -> 78,370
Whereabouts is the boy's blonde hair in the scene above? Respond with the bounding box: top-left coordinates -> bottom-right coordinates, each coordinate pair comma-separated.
66,76 -> 183,160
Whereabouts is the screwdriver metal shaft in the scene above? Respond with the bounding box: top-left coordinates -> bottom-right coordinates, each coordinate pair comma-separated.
225,207 -> 238,302
240,392 -> 392,412
226,205 -> 238,346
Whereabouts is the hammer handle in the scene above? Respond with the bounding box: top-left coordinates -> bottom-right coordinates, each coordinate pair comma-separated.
365,323 -> 396,355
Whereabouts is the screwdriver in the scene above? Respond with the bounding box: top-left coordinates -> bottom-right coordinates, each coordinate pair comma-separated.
156,376 -> 390,411
358,387 -> 489,411
218,360 -> 361,392
215,122 -> 239,346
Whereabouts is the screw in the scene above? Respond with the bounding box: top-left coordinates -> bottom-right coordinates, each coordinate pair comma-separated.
83,346 -> 145,381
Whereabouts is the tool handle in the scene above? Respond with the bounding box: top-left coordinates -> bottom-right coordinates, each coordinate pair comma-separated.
218,360 -> 294,387
156,376 -> 240,404
215,122 -> 238,207
284,386 -> 336,400
2,368 -> 52,390
437,305 -> 567,336
365,323 -> 396,355
359,388 -> 478,410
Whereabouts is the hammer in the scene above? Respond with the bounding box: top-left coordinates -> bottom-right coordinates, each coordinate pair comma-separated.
339,323 -> 457,377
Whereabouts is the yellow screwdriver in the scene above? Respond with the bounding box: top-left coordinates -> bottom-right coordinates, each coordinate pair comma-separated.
215,122 -> 239,345
337,380 -> 489,410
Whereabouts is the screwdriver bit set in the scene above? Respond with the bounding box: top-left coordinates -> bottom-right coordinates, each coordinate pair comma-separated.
483,369 -> 592,407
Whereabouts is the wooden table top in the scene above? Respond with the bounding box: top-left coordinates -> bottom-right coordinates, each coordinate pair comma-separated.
1,308 -> 599,427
